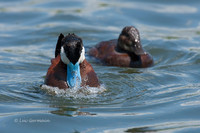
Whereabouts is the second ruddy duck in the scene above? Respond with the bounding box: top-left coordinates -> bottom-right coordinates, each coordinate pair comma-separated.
89,26 -> 153,68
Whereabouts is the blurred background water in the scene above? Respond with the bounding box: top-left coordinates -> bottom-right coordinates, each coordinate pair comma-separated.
0,0 -> 200,133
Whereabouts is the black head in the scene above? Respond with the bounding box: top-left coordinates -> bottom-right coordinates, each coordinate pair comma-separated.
117,26 -> 145,55
60,33 -> 85,65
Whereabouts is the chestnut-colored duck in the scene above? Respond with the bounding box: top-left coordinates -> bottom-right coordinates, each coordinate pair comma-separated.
89,26 -> 153,68
45,33 -> 99,89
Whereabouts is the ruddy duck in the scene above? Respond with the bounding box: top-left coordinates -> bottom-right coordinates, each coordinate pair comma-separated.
89,26 -> 153,68
45,33 -> 99,89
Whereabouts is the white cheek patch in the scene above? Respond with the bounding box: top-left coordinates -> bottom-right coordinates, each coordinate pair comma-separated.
60,46 -> 70,64
78,46 -> 85,64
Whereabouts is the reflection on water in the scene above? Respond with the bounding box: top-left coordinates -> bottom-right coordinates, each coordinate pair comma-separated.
51,106 -> 96,117
0,0 -> 200,132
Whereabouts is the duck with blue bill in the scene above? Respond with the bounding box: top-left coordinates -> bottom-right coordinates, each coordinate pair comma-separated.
45,33 -> 100,89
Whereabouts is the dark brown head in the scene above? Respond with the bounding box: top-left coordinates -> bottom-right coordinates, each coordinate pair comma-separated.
117,26 -> 145,55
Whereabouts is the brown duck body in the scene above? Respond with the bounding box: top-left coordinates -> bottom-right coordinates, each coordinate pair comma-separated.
45,55 -> 99,89
89,26 -> 153,68
89,39 -> 153,68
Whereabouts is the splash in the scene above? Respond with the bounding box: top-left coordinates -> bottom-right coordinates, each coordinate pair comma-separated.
40,84 -> 106,98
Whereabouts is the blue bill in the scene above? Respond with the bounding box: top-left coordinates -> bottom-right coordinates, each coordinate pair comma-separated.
67,62 -> 81,88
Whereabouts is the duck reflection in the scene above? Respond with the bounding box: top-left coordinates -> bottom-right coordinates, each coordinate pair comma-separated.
50,105 -> 96,117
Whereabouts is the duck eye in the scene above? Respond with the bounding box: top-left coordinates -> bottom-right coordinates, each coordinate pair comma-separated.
77,41 -> 82,47
125,33 -> 130,38
76,42 -> 80,46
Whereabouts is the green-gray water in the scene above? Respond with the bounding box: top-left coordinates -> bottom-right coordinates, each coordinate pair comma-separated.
0,0 -> 200,132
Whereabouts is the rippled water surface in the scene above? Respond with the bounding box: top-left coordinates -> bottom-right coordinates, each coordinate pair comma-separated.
0,0 -> 200,133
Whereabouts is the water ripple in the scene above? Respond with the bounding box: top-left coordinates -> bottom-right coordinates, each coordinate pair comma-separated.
0,0 -> 200,132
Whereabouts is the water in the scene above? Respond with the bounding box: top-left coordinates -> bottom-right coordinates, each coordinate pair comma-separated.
0,0 -> 200,132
